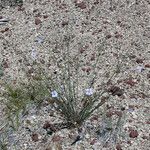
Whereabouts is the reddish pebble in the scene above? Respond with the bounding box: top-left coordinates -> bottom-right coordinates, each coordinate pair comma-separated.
117,20 -> 121,24
62,21 -> 68,27
136,58 -> 143,64
86,67 -> 91,73
52,135 -> 62,142
82,68 -> 86,71
2,60 -> 9,68
43,15 -> 48,19
115,34 -> 123,38
108,86 -> 124,96
127,140 -> 132,145
106,111 -> 114,117
147,74 -> 150,79
75,1 -> 86,9
31,133 -> 39,142
90,53 -> 95,61
116,143 -> 122,150
145,64 -> 150,68
43,121 -> 51,129
94,0 -> 99,5
90,115 -> 98,121
124,79 -> 137,86
18,6 -> 25,11
90,138 -> 97,145
79,48 -> 85,53
5,27 -> 9,31
35,18 -> 42,25
146,121 -> 150,124
129,130 -> 139,138
106,34 -> 112,39
114,111 -> 122,117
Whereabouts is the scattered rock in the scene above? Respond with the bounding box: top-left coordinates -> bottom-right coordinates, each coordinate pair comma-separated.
106,110 -> 122,117
1,27 -> 9,33
18,6 -> 25,11
146,121 -> 150,124
79,48 -> 85,53
121,107 -> 126,111
145,64 -> 150,68
114,33 -> 123,38
31,133 -> 39,142
114,111 -> 122,117
141,135 -> 149,140
86,67 -> 91,73
35,18 -> 42,25
116,143 -> 122,150
33,9 -> 38,13
82,68 -> 86,71
147,73 -> 150,79
106,110 -> 114,117
90,53 -> 95,61
94,0 -> 99,5
106,104 -> 114,109
43,15 -> 48,19
43,121 -> 51,129
117,20 -> 121,24
129,130 -> 139,138
52,135 -> 62,142
124,78 -> 137,86
106,34 -> 112,39
136,58 -> 143,64
62,21 -> 68,27
90,138 -> 97,145
90,115 -> 98,122
128,54 -> 136,59
2,60 -> 9,68
75,1 -> 86,9
127,140 -> 132,145
108,86 -> 124,96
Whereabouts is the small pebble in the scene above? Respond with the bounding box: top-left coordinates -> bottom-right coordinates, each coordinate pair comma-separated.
35,18 -> 42,25
31,133 -> 39,142
129,130 -> 139,138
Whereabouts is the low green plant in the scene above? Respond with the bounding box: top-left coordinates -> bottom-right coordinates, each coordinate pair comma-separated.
24,35 -> 120,130
2,34 -> 121,132
1,83 -> 28,130
1,76 -> 50,130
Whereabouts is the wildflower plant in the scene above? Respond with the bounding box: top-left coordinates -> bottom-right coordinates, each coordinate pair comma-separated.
0,36 -> 123,148
25,30 -> 121,129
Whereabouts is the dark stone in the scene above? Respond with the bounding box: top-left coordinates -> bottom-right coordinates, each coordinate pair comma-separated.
129,130 -> 139,138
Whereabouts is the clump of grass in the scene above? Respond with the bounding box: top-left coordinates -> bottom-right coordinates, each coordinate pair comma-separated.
1,82 -> 28,130
25,34 -> 121,130
1,32 -> 121,132
0,75 -> 50,130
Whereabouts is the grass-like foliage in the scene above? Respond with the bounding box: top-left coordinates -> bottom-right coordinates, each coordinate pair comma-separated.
0,31 -> 121,132
22,34 -> 120,129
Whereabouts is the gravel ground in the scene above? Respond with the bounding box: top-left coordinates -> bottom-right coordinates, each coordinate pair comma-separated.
0,0 -> 150,150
